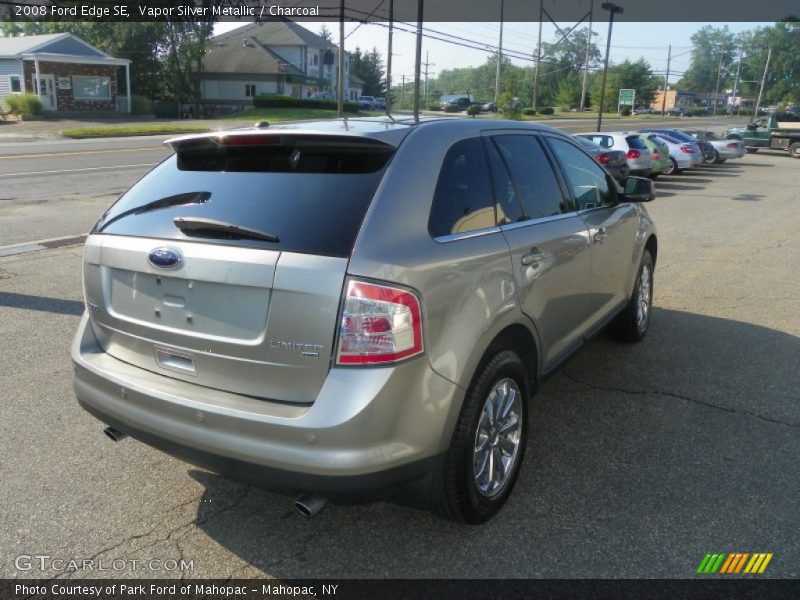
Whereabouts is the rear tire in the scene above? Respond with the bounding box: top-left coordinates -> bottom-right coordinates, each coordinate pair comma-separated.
789,142 -> 800,159
710,149 -> 721,164
435,350 -> 529,524
610,250 -> 654,343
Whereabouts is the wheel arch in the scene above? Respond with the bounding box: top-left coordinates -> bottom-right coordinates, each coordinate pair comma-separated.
645,233 -> 658,266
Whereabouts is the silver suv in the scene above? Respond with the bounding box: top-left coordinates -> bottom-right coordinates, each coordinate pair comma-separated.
72,118 -> 658,524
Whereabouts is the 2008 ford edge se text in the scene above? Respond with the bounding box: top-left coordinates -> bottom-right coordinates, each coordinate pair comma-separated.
72,117 -> 658,524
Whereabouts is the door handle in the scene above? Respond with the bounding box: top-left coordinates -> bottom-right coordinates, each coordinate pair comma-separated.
521,248 -> 543,266
593,227 -> 607,244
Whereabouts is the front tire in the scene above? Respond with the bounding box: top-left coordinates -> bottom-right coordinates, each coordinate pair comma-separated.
436,350 -> 529,524
709,149 -> 720,164
611,250 -> 654,343
789,142 -> 800,159
665,157 -> 680,175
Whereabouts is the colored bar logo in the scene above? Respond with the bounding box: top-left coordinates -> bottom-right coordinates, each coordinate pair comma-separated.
697,552 -> 773,574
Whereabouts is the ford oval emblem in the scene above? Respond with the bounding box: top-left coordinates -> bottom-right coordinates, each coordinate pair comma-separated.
148,247 -> 182,269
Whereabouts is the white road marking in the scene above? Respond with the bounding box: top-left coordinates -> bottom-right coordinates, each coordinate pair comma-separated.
0,163 -> 155,178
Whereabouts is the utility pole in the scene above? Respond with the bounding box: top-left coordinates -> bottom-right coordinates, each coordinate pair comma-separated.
385,0 -> 393,115
401,74 -> 406,109
413,0 -> 423,120
731,46 -> 743,117
596,2 -> 623,132
423,52 -> 434,107
754,46 -> 771,118
712,48 -> 724,115
579,0 -> 594,111
661,44 -> 671,116
337,0 -> 345,117
494,0 -> 504,103
532,0 -> 543,110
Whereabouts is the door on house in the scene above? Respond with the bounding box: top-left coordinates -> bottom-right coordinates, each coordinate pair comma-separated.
36,75 -> 56,110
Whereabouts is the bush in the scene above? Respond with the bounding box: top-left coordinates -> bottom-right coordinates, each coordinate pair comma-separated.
620,107 -> 632,116
691,107 -> 709,116
443,104 -> 462,113
253,94 -> 358,113
130,95 -> 152,115
521,108 -> 536,116
427,103 -> 442,111
5,93 -> 43,117
538,106 -> 554,115
466,104 -> 480,117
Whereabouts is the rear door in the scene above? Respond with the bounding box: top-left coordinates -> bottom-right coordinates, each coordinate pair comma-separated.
83,133 -> 395,404
544,135 -> 641,329
486,132 -> 593,368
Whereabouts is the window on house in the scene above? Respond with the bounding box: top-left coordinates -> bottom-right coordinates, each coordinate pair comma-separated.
245,84 -> 257,97
9,75 -> 21,93
313,54 -> 319,66
73,76 -> 111,100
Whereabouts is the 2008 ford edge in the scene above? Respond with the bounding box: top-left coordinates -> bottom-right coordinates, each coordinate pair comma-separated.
72,118 -> 657,524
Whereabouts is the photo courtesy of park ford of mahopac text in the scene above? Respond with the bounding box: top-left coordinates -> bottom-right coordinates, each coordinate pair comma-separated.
0,0 -> 798,598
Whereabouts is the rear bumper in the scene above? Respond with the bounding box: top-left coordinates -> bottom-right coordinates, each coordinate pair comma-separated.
717,147 -> 746,159
72,313 -> 461,504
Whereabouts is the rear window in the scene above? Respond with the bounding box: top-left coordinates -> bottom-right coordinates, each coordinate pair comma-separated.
93,137 -> 394,258
626,136 -> 648,150
580,135 -> 613,149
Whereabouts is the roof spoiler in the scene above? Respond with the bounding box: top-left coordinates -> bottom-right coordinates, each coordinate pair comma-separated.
165,130 -> 397,153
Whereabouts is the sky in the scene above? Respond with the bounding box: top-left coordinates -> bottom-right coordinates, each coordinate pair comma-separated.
214,20 -> 768,84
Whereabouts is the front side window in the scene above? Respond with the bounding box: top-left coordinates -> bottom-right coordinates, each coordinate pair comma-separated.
548,137 -> 616,211
491,135 -> 569,219
429,138 -> 495,237
9,74 -> 21,93
73,76 -> 110,100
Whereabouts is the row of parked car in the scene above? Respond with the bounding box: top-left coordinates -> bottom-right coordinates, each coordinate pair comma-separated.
573,127 -> 747,184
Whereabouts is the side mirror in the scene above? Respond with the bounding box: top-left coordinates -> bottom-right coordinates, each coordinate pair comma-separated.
623,176 -> 656,202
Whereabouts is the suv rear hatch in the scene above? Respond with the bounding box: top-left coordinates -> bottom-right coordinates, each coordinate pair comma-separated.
83,131 -> 396,404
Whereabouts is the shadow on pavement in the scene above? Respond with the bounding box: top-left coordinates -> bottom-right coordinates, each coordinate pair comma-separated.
0,291 -> 84,316
185,308 -> 799,578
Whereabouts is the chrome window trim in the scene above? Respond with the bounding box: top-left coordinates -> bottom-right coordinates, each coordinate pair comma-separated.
433,226 -> 502,244
499,212 -> 580,232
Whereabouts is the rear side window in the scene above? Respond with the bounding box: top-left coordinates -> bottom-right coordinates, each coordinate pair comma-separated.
94,137 -> 394,258
626,136 -> 648,150
429,138 -> 495,237
491,135 -> 569,219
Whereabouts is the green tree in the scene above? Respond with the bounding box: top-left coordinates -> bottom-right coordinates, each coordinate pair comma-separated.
591,59 -> 659,110
351,46 -> 385,97
675,25 -> 737,92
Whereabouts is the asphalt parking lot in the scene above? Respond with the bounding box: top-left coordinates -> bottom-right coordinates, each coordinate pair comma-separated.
1,138 -> 798,579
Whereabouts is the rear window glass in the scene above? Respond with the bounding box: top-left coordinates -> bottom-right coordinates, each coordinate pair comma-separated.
93,139 -> 394,258
581,135 -> 613,148
626,136 -> 648,150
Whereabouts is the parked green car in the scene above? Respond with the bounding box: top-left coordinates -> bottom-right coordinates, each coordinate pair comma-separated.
639,132 -> 669,178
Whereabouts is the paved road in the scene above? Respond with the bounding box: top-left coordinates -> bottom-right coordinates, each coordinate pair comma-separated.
2,118 -> 797,580
0,116 -> 748,246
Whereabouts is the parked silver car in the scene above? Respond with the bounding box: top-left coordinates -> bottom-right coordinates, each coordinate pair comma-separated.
574,132 -> 652,176
72,118 -> 658,523
682,130 -> 746,163
650,133 -> 704,174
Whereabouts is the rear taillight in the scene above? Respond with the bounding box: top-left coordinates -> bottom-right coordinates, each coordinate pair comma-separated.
726,142 -> 739,148
652,150 -> 660,160
597,154 -> 609,164
680,145 -> 693,153
626,149 -> 641,159
336,280 -> 424,365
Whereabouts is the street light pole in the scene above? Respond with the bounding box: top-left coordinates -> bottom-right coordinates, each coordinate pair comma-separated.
712,47 -> 724,115
596,2 -> 623,132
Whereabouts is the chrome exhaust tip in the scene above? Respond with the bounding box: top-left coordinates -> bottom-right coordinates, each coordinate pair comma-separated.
294,494 -> 327,518
103,426 -> 127,442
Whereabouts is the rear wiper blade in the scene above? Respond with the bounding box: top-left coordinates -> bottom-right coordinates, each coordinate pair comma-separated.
173,217 -> 279,243
96,191 -> 210,232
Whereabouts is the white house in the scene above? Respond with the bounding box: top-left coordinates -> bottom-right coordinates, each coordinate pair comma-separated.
198,20 -> 363,102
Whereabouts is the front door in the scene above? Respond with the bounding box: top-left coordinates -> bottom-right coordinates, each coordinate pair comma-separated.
545,135 -> 642,330
36,75 -> 56,110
